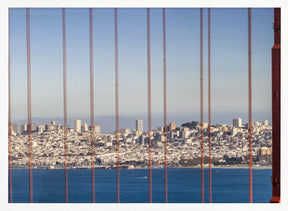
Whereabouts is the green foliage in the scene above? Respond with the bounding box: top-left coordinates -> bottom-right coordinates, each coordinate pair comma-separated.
181,121 -> 199,129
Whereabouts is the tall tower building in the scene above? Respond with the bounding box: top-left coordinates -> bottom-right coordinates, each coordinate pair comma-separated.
232,118 -> 242,128
263,120 -> 269,127
82,122 -> 88,132
95,125 -> 101,134
136,119 -> 143,133
21,124 -> 27,134
38,125 -> 45,133
74,120 -> 81,133
168,122 -> 176,131
12,123 -> 18,134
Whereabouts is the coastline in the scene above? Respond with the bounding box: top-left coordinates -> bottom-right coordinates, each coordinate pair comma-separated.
11,165 -> 272,170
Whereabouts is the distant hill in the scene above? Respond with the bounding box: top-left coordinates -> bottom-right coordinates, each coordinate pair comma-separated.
181,121 -> 199,129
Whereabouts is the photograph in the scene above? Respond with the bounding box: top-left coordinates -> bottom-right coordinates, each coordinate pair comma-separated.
2,0 -> 285,209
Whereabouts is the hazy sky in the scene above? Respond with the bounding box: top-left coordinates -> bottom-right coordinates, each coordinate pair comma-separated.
9,8 -> 273,126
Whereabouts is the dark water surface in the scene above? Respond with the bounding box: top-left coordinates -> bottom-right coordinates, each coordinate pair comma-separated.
9,168 -> 272,203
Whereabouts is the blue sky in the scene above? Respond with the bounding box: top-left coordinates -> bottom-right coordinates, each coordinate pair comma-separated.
9,8 -> 273,127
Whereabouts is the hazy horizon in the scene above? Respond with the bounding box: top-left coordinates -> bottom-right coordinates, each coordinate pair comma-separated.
13,110 -> 271,134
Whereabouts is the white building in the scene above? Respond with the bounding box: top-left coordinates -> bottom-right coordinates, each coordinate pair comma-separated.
74,120 -> 81,133
82,122 -> 88,132
263,120 -> 269,127
232,118 -> 242,128
136,119 -> 143,133
21,124 -> 27,134
95,125 -> 101,134
37,125 -> 45,133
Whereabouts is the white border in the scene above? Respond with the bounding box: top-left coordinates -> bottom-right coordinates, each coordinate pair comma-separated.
1,0 -> 287,8
1,0 -> 287,211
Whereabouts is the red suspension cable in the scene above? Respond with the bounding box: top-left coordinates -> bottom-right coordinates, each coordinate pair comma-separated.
114,8 -> 120,203
200,8 -> 204,204
163,8 -> 168,203
248,8 -> 253,203
89,8 -> 96,203
147,8 -> 152,203
208,8 -> 212,203
26,8 -> 33,203
62,8 -> 69,203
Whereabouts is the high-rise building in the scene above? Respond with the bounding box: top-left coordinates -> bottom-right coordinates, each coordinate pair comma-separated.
168,122 -> 176,131
31,123 -> 37,132
263,120 -> 269,127
82,122 -> 88,132
9,124 -> 17,136
89,125 -> 101,134
11,123 -> 18,134
21,124 -> 27,134
95,125 -> 101,134
38,125 -> 45,133
74,120 -> 81,133
232,118 -> 242,128
136,119 -> 143,133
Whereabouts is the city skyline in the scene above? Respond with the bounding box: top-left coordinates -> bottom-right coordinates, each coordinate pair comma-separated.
13,117 -> 269,135
9,8 -> 273,125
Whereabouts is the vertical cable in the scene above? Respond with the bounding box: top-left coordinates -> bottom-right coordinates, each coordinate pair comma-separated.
62,8 -> 69,203
163,8 -> 168,203
114,8 -> 120,203
147,8 -> 152,203
89,8 -> 95,203
208,8 -> 212,203
248,8 -> 253,203
8,9 -> 13,203
200,8 -> 204,203
26,8 -> 33,203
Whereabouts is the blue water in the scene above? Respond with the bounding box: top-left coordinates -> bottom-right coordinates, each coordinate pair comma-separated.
9,168 -> 271,203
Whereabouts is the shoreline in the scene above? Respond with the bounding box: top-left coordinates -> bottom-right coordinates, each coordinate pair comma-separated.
11,165 -> 272,170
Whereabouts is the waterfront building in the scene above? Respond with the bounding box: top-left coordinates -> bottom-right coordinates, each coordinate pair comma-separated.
261,147 -> 271,155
